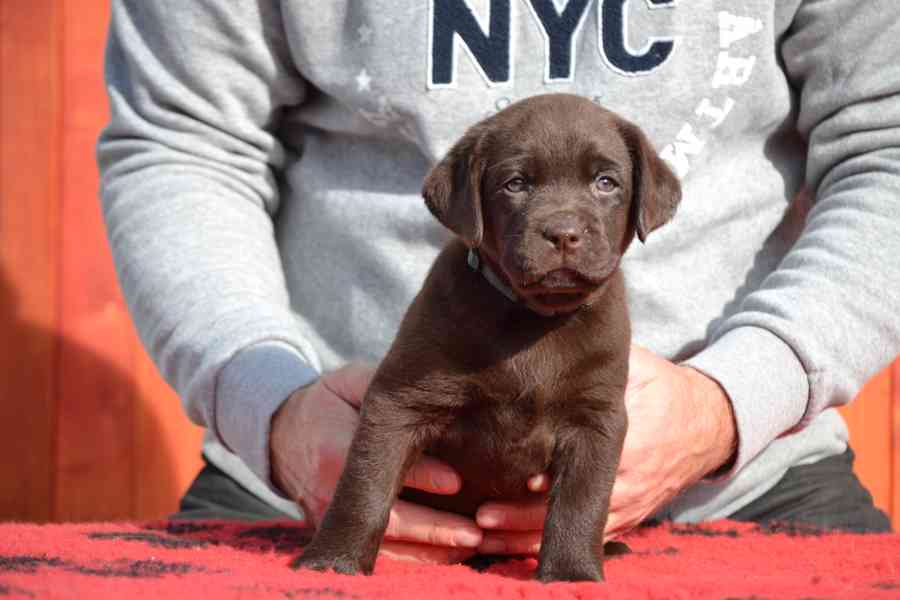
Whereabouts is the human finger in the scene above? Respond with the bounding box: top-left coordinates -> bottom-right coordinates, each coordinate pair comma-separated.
320,363 -> 376,408
475,497 -> 547,531
527,473 -> 550,492
384,499 -> 483,548
603,509 -> 628,542
478,530 -> 542,555
403,455 -> 462,495
379,540 -> 476,565
626,344 -> 657,389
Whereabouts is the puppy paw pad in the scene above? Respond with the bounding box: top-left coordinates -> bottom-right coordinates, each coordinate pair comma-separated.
290,553 -> 364,575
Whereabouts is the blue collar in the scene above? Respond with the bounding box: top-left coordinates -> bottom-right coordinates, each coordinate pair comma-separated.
467,249 -> 518,303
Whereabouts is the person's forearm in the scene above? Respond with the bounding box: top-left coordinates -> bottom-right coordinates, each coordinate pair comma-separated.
100,0 -> 314,485
684,1 -> 900,477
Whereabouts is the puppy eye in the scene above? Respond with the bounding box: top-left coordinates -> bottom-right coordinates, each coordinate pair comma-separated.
594,175 -> 619,194
504,177 -> 529,194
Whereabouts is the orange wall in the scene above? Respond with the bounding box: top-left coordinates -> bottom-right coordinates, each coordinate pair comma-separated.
0,0 -> 204,522
0,1 -> 897,527
839,364 -> 900,527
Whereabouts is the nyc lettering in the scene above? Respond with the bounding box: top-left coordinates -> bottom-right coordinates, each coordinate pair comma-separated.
660,12 -> 762,178
428,0 -> 676,89
427,2 -> 763,178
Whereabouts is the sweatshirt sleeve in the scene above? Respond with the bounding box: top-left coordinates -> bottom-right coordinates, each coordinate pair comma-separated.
98,1 -> 320,491
684,0 -> 900,477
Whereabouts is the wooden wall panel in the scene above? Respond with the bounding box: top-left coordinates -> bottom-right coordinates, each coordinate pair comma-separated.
893,360 -> 900,530
0,0 -> 61,523
53,0 -> 204,520
133,347 -> 205,518
840,367 -> 894,527
53,0 -> 137,522
1,0 -> 203,522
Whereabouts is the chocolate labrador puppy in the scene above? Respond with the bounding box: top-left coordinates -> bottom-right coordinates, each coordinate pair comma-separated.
293,93 -> 681,582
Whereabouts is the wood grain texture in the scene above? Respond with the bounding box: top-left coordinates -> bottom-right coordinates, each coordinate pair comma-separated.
0,0 -> 62,523
840,367 -> 893,525
0,0 -> 202,522
53,0 -> 135,520
893,360 -> 900,530
133,343 -> 205,518
52,0 -> 204,520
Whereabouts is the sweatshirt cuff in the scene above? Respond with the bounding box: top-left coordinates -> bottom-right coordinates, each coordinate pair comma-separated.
682,326 -> 809,480
215,341 -> 319,495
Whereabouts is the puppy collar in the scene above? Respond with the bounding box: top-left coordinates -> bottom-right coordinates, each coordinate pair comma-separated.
467,249 -> 519,303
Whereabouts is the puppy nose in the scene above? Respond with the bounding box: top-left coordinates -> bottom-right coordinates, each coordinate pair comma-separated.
542,214 -> 584,252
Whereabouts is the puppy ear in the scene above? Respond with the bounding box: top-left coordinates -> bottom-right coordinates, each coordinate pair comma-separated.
620,121 -> 682,243
422,130 -> 486,248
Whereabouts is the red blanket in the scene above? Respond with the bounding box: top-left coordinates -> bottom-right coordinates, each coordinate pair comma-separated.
1,519 -> 897,599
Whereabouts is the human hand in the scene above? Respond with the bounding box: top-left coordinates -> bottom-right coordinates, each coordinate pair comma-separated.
270,363 -> 482,564
474,345 -> 736,554
603,345 -> 736,537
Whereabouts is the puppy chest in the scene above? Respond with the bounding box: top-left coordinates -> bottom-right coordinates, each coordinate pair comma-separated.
425,390 -> 556,496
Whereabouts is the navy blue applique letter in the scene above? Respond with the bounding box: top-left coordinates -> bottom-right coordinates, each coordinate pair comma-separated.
430,0 -> 512,87
599,0 -> 675,75
527,0 -> 592,81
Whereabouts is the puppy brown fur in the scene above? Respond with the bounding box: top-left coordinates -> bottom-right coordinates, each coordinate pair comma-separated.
293,94 -> 681,582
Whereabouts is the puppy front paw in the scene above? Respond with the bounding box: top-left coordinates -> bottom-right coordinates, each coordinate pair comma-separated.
291,549 -> 368,576
536,558 -> 604,583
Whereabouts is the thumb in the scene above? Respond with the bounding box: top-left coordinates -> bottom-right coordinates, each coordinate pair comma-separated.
321,362 -> 376,408
627,344 -> 657,386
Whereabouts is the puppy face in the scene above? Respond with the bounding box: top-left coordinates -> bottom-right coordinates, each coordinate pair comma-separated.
423,94 -> 681,316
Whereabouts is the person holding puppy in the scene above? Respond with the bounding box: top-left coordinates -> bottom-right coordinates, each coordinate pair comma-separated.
98,0 -> 897,564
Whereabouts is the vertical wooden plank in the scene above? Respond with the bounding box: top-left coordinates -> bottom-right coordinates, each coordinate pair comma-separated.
54,0 -> 136,520
893,359 -> 900,530
133,349 -> 206,518
0,0 -> 62,522
840,367 -> 893,519
54,0 -> 204,520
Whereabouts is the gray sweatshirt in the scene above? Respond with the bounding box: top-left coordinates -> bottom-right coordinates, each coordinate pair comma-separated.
98,0 -> 900,522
